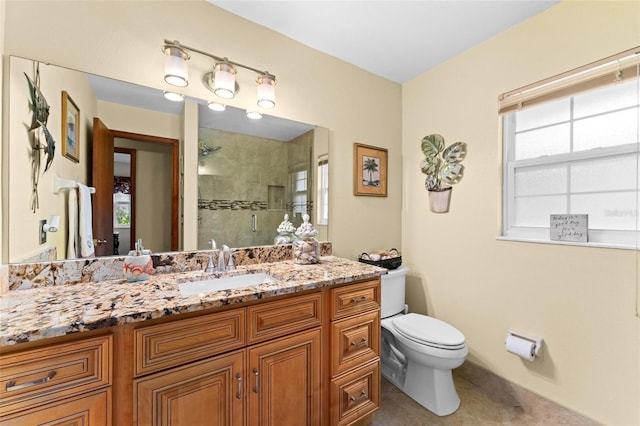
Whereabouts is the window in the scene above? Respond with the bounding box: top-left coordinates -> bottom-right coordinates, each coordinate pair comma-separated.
114,192 -> 131,228
290,169 -> 308,217
501,48 -> 639,246
317,155 -> 329,225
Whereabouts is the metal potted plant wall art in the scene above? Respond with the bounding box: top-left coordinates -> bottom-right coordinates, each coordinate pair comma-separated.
419,134 -> 467,213
24,63 -> 56,213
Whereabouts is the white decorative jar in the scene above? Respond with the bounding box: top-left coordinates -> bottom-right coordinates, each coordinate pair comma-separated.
293,213 -> 320,265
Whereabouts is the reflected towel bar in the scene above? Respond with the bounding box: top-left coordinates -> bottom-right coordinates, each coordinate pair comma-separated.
53,174 -> 96,194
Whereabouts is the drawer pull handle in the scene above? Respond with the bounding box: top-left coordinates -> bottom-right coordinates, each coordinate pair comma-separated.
253,368 -> 259,394
350,296 -> 367,303
236,373 -> 242,399
351,338 -> 368,348
350,390 -> 368,403
6,370 -> 56,391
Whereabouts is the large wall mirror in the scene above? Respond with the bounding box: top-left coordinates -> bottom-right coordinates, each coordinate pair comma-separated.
6,55 -> 328,263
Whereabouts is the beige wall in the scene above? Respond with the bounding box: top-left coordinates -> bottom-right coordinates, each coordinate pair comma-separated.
402,1 -> 640,424
2,0 -> 403,261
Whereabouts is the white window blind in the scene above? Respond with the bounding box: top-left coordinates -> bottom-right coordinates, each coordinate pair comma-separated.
501,47 -> 640,247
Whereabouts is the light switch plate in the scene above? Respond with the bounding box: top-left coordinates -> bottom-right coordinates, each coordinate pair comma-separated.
39,219 -> 47,244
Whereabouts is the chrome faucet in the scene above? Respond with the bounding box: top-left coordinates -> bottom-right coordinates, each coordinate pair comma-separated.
205,253 -> 215,273
204,239 -> 217,273
218,245 -> 229,271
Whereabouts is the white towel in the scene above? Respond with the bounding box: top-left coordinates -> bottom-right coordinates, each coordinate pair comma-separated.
67,188 -> 79,259
78,183 -> 95,258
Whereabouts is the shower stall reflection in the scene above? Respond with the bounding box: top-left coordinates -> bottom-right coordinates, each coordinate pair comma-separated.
196,126 -> 314,248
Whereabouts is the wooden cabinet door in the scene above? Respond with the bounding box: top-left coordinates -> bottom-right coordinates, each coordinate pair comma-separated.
248,328 -> 321,426
135,350 -> 244,426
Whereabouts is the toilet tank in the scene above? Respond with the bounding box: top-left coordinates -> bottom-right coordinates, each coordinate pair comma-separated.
381,266 -> 408,318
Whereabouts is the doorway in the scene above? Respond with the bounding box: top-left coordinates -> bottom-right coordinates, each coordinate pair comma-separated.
92,118 -> 179,256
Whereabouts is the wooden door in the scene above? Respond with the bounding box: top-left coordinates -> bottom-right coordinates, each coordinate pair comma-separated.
134,350 -> 244,426
92,117 -> 115,257
248,328 -> 321,426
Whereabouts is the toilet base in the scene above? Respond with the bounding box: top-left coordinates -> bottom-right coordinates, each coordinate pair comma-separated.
382,357 -> 461,416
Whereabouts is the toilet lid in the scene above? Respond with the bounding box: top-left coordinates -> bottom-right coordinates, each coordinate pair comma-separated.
392,313 -> 465,348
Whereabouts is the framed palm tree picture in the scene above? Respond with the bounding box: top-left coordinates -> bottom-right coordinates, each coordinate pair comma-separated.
354,143 -> 388,197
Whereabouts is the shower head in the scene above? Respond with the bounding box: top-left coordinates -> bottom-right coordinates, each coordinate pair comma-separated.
198,142 -> 222,157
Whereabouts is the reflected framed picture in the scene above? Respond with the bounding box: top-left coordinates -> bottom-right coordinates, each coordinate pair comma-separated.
354,143 -> 388,197
61,91 -> 80,163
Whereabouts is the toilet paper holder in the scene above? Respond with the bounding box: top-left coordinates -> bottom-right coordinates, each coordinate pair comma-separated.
506,329 -> 543,358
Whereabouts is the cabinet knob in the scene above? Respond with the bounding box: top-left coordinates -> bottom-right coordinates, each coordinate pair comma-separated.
93,238 -> 108,246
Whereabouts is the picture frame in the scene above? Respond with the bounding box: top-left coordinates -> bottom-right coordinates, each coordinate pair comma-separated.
61,91 -> 80,163
354,143 -> 388,197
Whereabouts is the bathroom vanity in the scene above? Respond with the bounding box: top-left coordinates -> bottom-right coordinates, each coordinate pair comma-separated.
0,256 -> 384,426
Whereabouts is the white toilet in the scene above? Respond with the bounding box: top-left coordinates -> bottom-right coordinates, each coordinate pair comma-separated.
380,266 -> 468,416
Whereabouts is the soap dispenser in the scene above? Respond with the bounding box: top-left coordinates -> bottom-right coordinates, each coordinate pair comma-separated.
293,213 -> 320,264
123,239 -> 153,282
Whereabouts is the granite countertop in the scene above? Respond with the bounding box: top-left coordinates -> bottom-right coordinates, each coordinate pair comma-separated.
0,256 -> 386,347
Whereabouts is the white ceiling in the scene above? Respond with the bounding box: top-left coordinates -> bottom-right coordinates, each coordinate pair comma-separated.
209,0 -> 559,83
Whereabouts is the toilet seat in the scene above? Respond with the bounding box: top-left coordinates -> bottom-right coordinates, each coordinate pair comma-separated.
392,313 -> 466,350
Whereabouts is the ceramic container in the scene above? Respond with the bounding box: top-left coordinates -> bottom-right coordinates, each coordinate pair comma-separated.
123,254 -> 153,282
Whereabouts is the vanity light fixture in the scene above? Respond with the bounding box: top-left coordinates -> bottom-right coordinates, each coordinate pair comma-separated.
163,91 -> 184,102
163,39 -> 277,108
212,61 -> 237,99
256,73 -> 276,108
207,101 -> 226,112
246,110 -> 262,120
163,46 -> 190,87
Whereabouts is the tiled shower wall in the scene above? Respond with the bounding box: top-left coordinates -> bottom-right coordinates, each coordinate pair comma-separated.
197,128 -> 313,248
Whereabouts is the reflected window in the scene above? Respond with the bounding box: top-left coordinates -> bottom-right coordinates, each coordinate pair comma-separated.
317,155 -> 329,225
114,192 -> 131,227
291,169 -> 308,217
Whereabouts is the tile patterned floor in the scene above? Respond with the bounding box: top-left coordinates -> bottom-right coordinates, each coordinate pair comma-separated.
372,374 -> 542,426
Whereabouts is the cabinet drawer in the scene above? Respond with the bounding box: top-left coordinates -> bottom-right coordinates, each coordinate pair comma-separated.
330,360 -> 380,426
0,335 -> 112,416
331,310 -> 380,376
247,292 -> 322,344
331,280 -> 380,320
0,388 -> 111,426
135,308 -> 245,376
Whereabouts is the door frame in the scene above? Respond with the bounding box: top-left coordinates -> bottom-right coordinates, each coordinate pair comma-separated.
111,130 -> 180,251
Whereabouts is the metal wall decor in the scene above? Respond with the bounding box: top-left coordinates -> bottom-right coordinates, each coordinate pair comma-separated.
24,62 -> 56,212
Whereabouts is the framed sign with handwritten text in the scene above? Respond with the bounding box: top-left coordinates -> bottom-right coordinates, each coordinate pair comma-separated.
550,214 -> 588,242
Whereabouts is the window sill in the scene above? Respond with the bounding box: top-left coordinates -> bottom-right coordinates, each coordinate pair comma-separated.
496,236 -> 638,251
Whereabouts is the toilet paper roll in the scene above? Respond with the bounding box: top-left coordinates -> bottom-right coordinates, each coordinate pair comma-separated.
506,334 -> 536,361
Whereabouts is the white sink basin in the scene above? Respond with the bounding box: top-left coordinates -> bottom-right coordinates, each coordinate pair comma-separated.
179,272 -> 276,297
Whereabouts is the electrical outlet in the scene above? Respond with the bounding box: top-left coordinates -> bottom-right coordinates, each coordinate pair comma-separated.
39,219 -> 47,244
